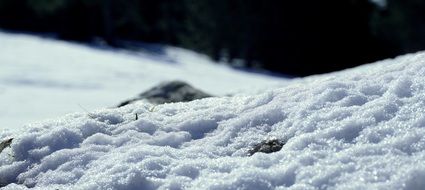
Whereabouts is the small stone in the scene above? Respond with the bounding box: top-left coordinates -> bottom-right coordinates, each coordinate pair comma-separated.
249,138 -> 284,156
118,81 -> 212,106
0,138 -> 13,154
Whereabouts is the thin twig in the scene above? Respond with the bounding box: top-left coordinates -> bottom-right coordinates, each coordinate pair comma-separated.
78,104 -> 96,119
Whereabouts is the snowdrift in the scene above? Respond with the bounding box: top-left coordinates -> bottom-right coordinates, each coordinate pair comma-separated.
2,52 -> 425,189
0,32 -> 286,130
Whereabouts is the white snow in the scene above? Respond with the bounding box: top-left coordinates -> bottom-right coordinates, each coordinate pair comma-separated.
2,31 -> 425,189
0,31 -> 287,130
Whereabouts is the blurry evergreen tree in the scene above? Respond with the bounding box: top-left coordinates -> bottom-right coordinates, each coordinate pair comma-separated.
371,0 -> 425,53
179,0 -> 392,75
0,0 -> 35,30
0,0 -> 421,76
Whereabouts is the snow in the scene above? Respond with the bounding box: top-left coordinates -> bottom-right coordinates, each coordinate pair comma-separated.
2,31 -> 425,189
0,31 -> 287,130
370,0 -> 387,8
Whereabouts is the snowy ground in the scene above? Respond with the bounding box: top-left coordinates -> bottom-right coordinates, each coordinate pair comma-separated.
2,31 -> 425,189
0,32 -> 287,130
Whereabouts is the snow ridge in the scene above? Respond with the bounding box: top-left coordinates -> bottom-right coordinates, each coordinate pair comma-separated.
2,51 -> 425,189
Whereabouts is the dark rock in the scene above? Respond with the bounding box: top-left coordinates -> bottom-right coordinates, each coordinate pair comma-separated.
0,138 -> 13,154
249,138 -> 284,156
118,81 -> 212,107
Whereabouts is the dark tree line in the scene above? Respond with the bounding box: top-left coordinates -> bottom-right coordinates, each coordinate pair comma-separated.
0,0 -> 423,76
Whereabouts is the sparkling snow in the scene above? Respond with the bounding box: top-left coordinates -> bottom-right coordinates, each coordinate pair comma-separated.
1,32 -> 425,189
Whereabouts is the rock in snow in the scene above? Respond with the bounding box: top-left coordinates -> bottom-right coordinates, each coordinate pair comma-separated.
2,52 -> 425,189
117,81 -> 212,107
248,137 -> 285,156
0,138 -> 13,155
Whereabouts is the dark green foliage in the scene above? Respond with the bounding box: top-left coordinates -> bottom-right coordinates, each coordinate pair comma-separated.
26,0 -> 67,15
0,0 -> 422,76
371,0 -> 425,53
180,0 -> 396,75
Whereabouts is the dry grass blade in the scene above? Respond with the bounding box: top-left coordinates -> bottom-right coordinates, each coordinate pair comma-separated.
78,104 -> 96,119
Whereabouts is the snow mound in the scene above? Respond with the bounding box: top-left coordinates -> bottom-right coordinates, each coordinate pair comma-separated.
2,52 -> 425,189
0,31 -> 287,130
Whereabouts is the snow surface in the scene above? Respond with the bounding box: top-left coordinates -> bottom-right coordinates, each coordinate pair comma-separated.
2,32 -> 425,189
0,32 -> 287,130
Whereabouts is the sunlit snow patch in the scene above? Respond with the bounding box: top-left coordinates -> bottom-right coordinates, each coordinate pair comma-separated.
0,31 -> 287,130
2,52 -> 425,189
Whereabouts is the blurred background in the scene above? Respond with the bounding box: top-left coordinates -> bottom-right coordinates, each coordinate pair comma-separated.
0,0 -> 423,76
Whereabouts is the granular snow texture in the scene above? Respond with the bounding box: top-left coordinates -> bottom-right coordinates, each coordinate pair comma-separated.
2,52 -> 425,189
